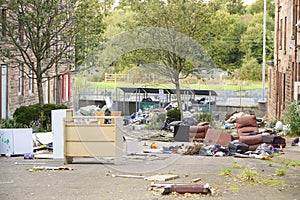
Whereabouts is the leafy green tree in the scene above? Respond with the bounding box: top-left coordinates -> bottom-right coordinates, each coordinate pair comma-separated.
74,0 -> 113,67
240,12 -> 274,64
116,0 -> 213,120
205,10 -> 246,71
247,0 -> 275,18
226,0 -> 246,15
208,0 -> 246,15
282,101 -> 300,136
236,54 -> 261,80
102,9 -> 140,73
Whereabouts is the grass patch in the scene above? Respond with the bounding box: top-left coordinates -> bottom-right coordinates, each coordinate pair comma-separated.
74,78 -> 266,91
269,157 -> 300,168
288,160 -> 300,167
219,167 -> 233,176
229,184 -> 239,193
237,168 -> 286,187
239,168 -> 259,182
232,160 -> 242,169
275,168 -> 287,176
261,177 -> 286,187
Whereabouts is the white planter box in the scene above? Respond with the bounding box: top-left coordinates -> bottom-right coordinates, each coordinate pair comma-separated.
0,128 -> 33,156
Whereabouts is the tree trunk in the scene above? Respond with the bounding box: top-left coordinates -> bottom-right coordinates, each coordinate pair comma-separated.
36,63 -> 44,107
56,76 -> 62,104
37,76 -> 44,107
174,77 -> 183,121
36,72 -> 45,130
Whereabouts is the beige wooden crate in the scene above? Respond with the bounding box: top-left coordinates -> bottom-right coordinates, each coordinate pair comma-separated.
63,116 -> 123,164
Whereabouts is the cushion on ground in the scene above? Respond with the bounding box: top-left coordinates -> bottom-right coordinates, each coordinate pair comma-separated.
204,129 -> 233,146
235,115 -> 258,129
237,126 -> 259,137
248,144 -> 261,151
239,134 -> 263,145
189,125 -> 209,139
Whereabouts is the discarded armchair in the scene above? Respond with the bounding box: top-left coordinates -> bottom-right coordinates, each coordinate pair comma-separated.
189,122 -> 209,140
235,115 -> 262,151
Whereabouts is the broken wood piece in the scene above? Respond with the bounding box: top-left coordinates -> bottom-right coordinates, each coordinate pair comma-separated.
150,182 -> 175,188
161,183 -> 211,195
0,180 -> 14,184
15,162 -> 46,165
29,166 -> 74,171
34,154 -> 53,159
145,174 -> 179,181
112,174 -> 145,179
191,178 -> 202,183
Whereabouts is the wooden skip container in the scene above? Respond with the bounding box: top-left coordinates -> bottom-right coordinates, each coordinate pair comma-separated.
63,115 -> 123,165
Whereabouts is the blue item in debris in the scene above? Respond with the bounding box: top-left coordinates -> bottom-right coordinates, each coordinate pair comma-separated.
224,124 -> 230,129
24,153 -> 34,159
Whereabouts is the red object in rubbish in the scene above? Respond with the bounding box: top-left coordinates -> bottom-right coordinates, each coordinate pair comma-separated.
151,142 -> 158,149
161,183 -> 211,195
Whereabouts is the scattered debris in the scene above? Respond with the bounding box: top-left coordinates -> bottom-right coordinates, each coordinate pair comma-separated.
150,182 -> 211,195
24,153 -> 34,159
150,142 -> 159,149
145,174 -> 179,181
33,154 -> 53,159
184,143 -> 203,155
191,178 -> 202,183
292,137 -> 300,146
15,162 -> 46,165
0,180 -> 14,184
28,166 -> 74,172
143,148 -> 164,154
111,174 -> 145,179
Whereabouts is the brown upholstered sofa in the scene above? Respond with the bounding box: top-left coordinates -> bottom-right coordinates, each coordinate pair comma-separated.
235,115 -> 262,151
235,115 -> 259,137
189,122 -> 209,140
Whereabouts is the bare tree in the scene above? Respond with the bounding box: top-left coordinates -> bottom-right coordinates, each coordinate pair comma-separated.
0,0 -> 76,106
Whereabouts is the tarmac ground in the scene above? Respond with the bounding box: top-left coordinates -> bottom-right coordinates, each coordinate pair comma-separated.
0,137 -> 300,200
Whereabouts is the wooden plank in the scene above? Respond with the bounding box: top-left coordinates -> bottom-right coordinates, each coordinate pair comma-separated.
65,142 -> 116,157
65,126 -> 115,141
144,174 -> 179,181
112,174 -> 145,179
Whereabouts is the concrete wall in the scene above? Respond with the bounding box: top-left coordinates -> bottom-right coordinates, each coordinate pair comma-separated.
214,101 -> 267,120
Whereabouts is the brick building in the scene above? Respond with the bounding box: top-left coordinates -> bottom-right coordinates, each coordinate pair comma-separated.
0,2 -> 73,119
268,0 -> 300,120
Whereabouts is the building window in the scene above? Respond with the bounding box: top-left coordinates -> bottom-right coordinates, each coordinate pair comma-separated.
293,4 -> 296,36
44,77 -> 48,104
18,64 -> 24,96
283,73 -> 286,109
268,68 -> 272,99
48,78 -> 51,103
296,62 -> 300,81
1,8 -> 6,37
279,18 -> 282,50
1,64 -> 8,119
28,69 -> 33,94
284,16 -> 287,54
